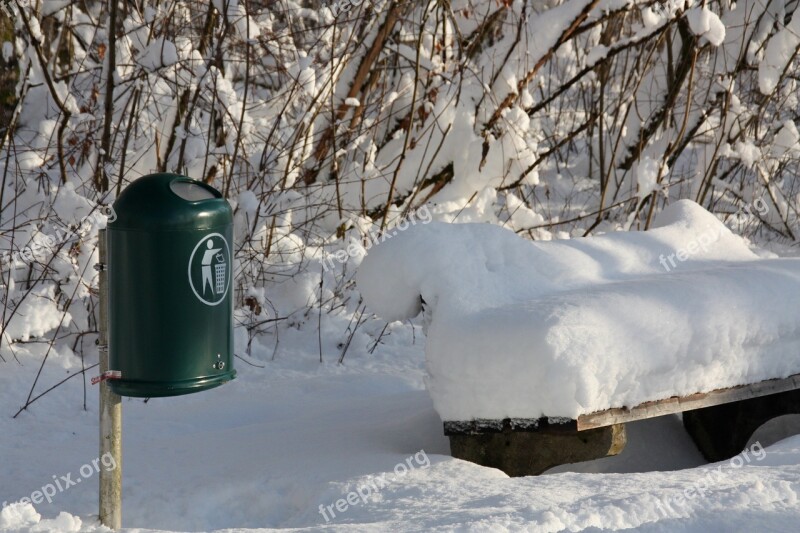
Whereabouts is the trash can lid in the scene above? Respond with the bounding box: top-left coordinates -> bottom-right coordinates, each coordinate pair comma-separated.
110,173 -> 232,232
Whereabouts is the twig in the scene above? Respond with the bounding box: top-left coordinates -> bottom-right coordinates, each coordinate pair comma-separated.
234,353 -> 265,368
339,302 -> 366,364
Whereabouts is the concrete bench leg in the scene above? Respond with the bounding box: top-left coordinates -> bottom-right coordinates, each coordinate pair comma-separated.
683,388 -> 800,462
447,422 -> 626,476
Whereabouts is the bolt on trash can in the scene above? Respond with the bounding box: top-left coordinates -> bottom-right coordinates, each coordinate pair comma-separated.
107,173 -> 235,397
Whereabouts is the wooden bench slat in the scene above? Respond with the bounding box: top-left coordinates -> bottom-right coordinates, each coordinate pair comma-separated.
576,372 -> 800,431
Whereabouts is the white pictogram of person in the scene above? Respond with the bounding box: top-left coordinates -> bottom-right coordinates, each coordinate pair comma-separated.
201,239 -> 222,295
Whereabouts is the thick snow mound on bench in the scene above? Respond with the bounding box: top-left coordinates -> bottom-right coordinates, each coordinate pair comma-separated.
357,200 -> 800,420
358,200 -> 757,322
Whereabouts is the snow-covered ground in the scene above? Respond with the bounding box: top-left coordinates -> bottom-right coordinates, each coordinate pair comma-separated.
2,308 -> 800,532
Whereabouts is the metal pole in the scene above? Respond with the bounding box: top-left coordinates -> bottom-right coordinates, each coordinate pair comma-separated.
98,229 -> 122,529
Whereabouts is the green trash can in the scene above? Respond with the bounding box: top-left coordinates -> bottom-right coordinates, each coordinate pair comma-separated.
108,173 -> 236,397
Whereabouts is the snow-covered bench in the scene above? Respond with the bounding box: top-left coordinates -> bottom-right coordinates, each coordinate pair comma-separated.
357,201 -> 800,475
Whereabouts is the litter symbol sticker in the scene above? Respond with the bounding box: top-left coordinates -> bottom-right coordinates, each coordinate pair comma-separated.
188,233 -> 231,306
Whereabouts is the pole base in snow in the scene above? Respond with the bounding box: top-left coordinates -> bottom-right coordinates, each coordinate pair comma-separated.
683,387 -> 800,462
445,419 -> 626,476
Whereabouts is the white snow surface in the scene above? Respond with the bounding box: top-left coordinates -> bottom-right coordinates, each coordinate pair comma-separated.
358,200 -> 800,421
759,10 -> 800,94
686,7 -> 726,47
135,38 -> 179,71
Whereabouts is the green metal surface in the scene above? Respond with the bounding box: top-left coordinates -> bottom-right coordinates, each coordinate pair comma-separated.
108,173 -> 235,397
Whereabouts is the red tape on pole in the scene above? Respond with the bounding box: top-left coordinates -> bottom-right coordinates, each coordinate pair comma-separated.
92,371 -> 122,386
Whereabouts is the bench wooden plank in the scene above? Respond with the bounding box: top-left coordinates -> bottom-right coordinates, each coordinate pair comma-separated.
577,372 -> 800,431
